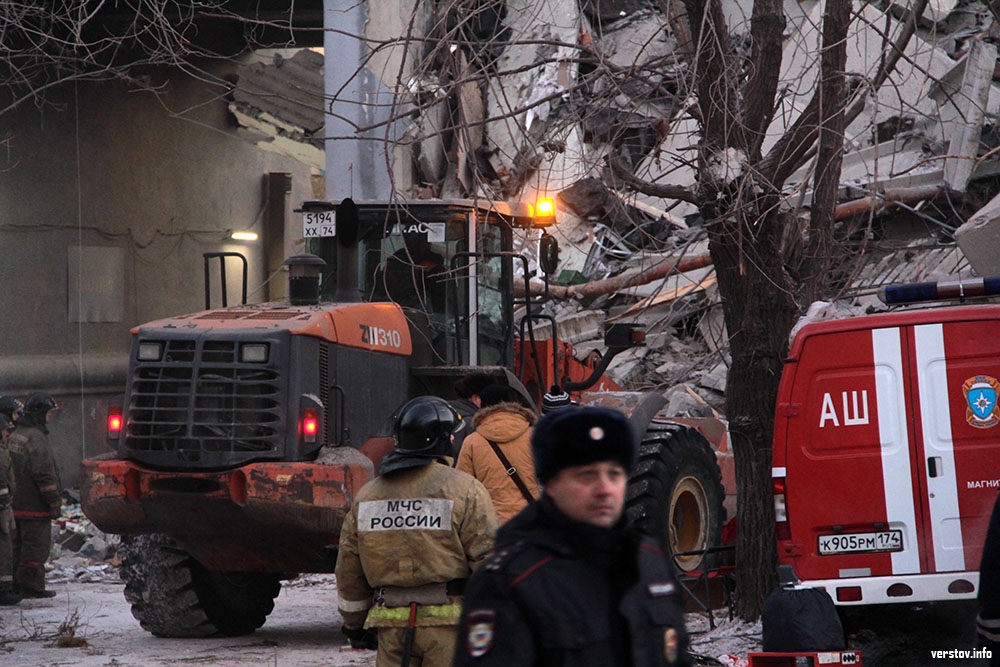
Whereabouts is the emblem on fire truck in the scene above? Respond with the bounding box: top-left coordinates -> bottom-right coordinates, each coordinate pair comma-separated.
963,375 -> 1000,428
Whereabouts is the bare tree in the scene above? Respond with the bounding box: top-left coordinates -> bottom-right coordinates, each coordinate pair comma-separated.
366,0 -> 947,619
0,1 -> 319,117
3,0 -> 962,621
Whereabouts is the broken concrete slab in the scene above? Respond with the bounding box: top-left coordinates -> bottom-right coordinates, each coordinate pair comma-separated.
485,0 -> 580,187
931,38 -> 998,190
606,346 -> 648,385
698,360 -> 729,393
956,189 -> 1000,276
697,304 -> 728,355
665,388 -> 717,419
528,309 -> 606,343
784,135 -> 938,206
851,241 -> 969,310
644,330 -> 678,351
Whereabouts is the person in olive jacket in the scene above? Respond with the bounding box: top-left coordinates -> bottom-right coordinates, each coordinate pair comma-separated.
8,393 -> 62,599
453,406 -> 691,667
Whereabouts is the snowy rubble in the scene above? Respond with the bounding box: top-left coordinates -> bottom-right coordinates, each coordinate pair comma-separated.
43,501 -> 763,665
47,500 -> 121,585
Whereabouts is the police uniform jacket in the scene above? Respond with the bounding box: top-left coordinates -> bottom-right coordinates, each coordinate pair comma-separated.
454,496 -> 691,667
7,425 -> 61,519
335,460 -> 499,630
456,402 -> 539,523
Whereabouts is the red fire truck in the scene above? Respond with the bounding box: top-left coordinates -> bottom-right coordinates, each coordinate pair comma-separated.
773,277 -> 1000,606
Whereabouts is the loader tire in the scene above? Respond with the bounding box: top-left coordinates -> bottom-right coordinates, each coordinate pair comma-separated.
118,533 -> 281,637
625,422 -> 726,572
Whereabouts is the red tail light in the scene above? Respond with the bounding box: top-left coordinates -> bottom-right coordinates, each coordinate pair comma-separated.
302,408 -> 319,444
107,406 -> 123,440
836,586 -> 863,602
773,476 -> 790,540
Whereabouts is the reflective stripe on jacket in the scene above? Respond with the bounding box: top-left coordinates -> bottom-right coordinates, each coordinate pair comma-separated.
335,461 -> 498,629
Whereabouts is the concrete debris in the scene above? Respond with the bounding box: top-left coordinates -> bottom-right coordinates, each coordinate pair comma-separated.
46,501 -> 122,585
216,0 -> 1000,429
698,362 -> 729,394
956,189 -> 1000,275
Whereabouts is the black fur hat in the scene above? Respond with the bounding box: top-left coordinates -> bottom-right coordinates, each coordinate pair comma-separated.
531,406 -> 636,483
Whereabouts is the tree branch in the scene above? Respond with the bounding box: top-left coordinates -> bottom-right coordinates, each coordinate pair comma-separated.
604,150 -> 699,203
515,252 -> 714,299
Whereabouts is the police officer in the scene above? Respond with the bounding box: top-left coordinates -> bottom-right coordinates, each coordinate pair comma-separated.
0,413 -> 19,605
336,396 -> 499,667
454,406 -> 691,667
8,393 -> 62,599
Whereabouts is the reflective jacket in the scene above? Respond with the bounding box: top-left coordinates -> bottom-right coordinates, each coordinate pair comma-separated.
454,497 -> 692,667
7,425 -> 61,519
335,461 -> 498,630
456,402 -> 539,523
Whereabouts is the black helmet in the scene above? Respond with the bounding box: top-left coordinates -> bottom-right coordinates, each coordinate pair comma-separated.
0,396 -> 23,422
19,393 -> 57,428
379,396 -> 461,475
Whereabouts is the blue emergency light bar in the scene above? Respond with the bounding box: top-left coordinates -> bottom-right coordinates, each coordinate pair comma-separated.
880,276 -> 1000,305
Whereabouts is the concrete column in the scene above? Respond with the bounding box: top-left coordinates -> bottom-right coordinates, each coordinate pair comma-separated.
323,0 -> 394,201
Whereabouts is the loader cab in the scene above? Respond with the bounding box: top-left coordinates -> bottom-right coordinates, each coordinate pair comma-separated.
305,199 -> 550,372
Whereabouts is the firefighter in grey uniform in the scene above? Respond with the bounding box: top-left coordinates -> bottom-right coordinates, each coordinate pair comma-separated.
336,396 -> 499,667
0,413 -> 19,605
8,393 -> 62,598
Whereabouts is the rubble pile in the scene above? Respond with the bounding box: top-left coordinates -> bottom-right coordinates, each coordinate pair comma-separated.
47,497 -> 121,585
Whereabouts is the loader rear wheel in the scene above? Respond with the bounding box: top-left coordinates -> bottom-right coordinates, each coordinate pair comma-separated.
625,422 -> 726,572
119,533 -> 282,637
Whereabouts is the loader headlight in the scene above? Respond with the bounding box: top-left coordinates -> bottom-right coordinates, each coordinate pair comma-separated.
240,343 -> 269,363
137,342 -> 163,361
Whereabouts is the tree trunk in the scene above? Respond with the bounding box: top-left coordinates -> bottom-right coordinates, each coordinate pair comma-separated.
706,199 -> 798,620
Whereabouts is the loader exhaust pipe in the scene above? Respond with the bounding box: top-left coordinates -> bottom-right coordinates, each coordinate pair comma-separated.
333,198 -> 361,303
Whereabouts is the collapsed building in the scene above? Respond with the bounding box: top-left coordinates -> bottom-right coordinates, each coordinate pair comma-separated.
228,0 -> 1000,418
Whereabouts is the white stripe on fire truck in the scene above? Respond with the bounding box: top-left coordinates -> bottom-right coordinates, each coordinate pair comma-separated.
914,323 -> 966,572
872,327 -> 921,575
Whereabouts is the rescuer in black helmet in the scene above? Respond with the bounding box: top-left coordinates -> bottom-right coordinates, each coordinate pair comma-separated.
335,396 -> 498,667
17,393 -> 57,430
0,396 -> 23,425
379,395 -> 462,474
7,393 -> 62,598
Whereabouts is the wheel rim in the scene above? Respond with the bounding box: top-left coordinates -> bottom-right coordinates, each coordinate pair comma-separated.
669,475 -> 710,572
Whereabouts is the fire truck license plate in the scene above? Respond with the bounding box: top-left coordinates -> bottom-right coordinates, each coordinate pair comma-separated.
818,530 -> 902,555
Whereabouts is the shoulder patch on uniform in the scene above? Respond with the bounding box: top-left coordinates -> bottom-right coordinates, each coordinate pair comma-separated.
648,581 -> 676,597
484,547 -> 512,571
483,540 -> 530,571
465,609 -> 496,657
